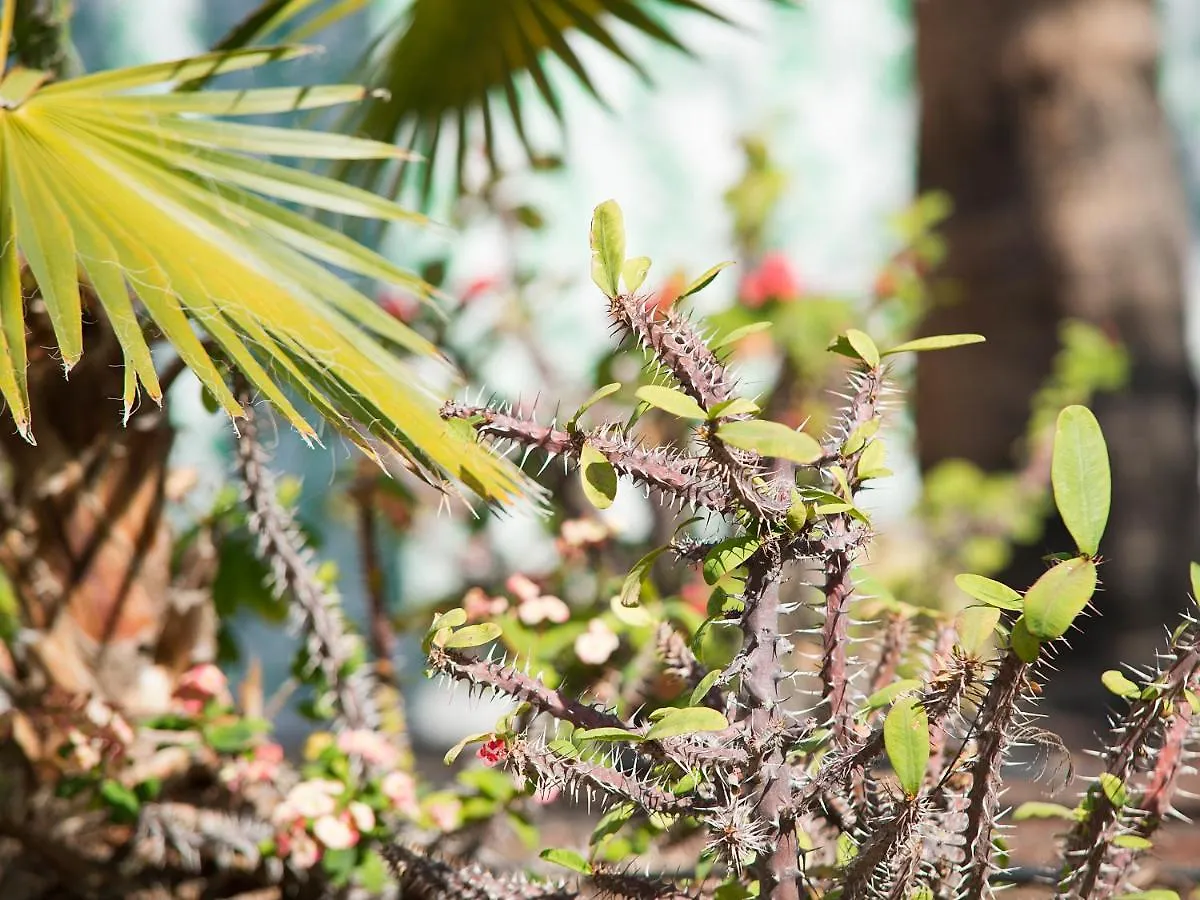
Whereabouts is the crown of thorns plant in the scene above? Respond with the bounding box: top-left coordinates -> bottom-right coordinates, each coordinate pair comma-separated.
387,201 -> 1200,900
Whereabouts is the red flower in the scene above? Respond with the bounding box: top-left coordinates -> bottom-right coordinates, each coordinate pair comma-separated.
739,253 -> 800,308
476,736 -> 508,768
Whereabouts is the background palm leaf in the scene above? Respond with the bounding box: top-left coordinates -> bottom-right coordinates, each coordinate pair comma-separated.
216,0 -> 789,201
0,43 -> 532,506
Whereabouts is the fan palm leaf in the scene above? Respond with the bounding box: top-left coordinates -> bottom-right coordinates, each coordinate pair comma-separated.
214,0 -> 789,199
0,40 -> 532,506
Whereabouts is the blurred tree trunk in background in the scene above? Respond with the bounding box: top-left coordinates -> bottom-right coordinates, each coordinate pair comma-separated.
915,0 -> 1198,708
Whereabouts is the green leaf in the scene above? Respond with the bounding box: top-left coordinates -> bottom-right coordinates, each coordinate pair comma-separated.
622,256 -> 651,293
955,606 -> 1002,657
540,848 -> 593,875
574,727 -> 644,743
842,418 -> 880,455
590,803 -> 636,846
828,330 -> 880,368
202,720 -> 261,753
443,622 -> 502,649
1099,773 -> 1127,808
432,608 -> 468,632
444,731 -> 492,765
580,443 -> 618,510
954,574 -> 1023,611
620,546 -> 669,607
1101,670 -> 1140,699
590,200 -> 625,298
646,707 -> 729,742
1114,892 -> 1180,900
567,382 -> 621,431
1051,405 -> 1111,557
1010,616 -> 1042,663
1022,558 -> 1098,640
679,261 -> 734,299
635,384 -> 707,420
865,679 -> 922,710
846,329 -> 880,368
857,439 -> 890,480
99,779 -> 141,822
884,696 -> 929,797
881,334 -> 986,356
716,420 -> 822,465
708,397 -> 760,419
1112,835 -> 1153,850
1191,561 -> 1200,601
711,321 -> 771,350
689,669 -> 724,706
1012,801 -> 1078,821
703,536 -> 762,585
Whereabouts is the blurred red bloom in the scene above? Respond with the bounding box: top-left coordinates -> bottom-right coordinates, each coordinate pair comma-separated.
739,253 -> 800,308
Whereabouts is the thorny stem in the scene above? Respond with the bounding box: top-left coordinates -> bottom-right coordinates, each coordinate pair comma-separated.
233,395 -> 375,733
740,549 -> 800,900
1061,623 -> 1200,899
960,649 -> 1029,899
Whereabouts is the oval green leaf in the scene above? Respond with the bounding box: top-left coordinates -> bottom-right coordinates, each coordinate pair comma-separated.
1051,405 -> 1111,557
702,536 -> 762,585
846,329 -> 880,368
620,545 -> 669,607
880,334 -> 986,356
1098,772 -> 1127,808
866,679 -> 922,711
540,847 -> 593,875
635,385 -> 707,420
955,606 -> 1002,657
680,261 -> 734,299
567,382 -> 621,430
954,574 -> 1023,611
717,419 -> 822,465
708,397 -> 760,420
580,443 -> 618,510
444,622 -> 503,649
590,200 -> 625,299
1012,801 -> 1078,821
1023,558 -> 1098,640
1101,670 -> 1140,699
712,321 -> 771,350
884,696 -> 929,797
444,731 -> 492,765
646,706 -> 729,741
574,727 -> 644,743
623,256 -> 651,294
689,669 -> 724,707
1010,616 -> 1041,663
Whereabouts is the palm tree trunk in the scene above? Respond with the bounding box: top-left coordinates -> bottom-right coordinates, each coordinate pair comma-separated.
915,0 -> 1198,702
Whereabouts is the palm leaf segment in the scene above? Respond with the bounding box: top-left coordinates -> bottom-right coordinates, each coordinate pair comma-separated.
0,45 -> 531,506
325,0 -> 748,195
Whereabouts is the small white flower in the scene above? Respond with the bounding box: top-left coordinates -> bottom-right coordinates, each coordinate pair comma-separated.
313,813 -> 358,850
575,619 -> 620,666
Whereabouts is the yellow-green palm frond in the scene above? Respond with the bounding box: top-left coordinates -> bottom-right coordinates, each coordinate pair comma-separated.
215,0 -> 791,201
0,44 -> 533,507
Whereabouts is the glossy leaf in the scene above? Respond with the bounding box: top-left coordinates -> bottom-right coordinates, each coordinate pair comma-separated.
884,696 -> 929,797
622,256 -> 651,293
645,706 -> 728,742
443,623 -> 502,649
865,679 -> 922,710
690,669 -> 723,706
635,384 -> 707,420
1010,616 -> 1041,663
620,546 -> 669,607
716,419 -> 822,464
703,536 -> 762,585
1099,773 -> 1127,808
444,731 -> 492,765
1012,802 -> 1078,821
711,321 -> 772,350
1051,405 -> 1110,557
679,261 -> 734,299
1022,558 -> 1098,640
881,333 -> 986,356
574,727 -> 643,743
955,606 -> 1002,657
567,382 -> 621,430
708,397 -> 760,419
1101,670 -> 1140,699
539,848 -> 593,875
590,199 -> 625,298
954,574 -> 1023,611
581,443 -> 618,510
